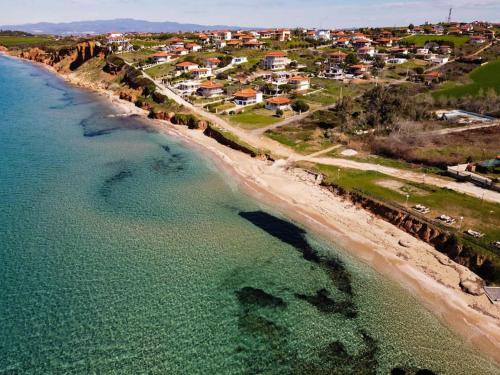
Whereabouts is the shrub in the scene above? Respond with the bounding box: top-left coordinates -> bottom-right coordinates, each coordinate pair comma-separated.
276,109 -> 284,117
291,100 -> 310,113
152,91 -> 168,104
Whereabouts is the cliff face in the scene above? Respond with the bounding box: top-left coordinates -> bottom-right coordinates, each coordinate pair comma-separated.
322,183 -> 498,285
19,41 -> 105,72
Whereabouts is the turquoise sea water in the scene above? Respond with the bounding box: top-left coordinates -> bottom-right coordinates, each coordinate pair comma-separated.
0,55 -> 498,374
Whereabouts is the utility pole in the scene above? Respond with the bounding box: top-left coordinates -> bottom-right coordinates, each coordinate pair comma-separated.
447,7 -> 453,23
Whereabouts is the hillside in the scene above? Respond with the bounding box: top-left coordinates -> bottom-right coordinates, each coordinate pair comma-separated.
0,18 -> 248,35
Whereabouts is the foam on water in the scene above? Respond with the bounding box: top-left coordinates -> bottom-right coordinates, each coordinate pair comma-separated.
0,55 -> 498,374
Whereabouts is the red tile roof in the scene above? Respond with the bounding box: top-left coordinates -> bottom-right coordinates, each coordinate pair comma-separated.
176,61 -> 198,67
200,81 -> 223,89
234,88 -> 258,98
266,51 -> 287,57
289,76 -> 309,82
267,96 -> 291,104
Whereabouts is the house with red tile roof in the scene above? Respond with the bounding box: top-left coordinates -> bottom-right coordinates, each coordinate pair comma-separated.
266,96 -> 291,111
204,57 -> 221,69
262,52 -> 290,71
233,88 -> 263,106
175,61 -> 200,73
198,81 -> 224,97
288,76 -> 310,92
191,68 -> 212,80
151,52 -> 176,63
329,51 -> 347,63
185,43 -> 202,53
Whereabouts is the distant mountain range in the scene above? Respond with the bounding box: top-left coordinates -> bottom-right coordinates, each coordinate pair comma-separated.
0,18 -> 250,35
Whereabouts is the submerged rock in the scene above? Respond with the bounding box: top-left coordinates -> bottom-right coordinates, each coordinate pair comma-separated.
236,287 -> 287,309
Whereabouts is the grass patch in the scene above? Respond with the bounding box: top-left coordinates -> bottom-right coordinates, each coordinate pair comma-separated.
433,59 -> 500,98
0,35 -> 55,48
306,163 -> 500,257
145,62 -> 175,78
402,34 -> 470,47
224,108 -> 281,129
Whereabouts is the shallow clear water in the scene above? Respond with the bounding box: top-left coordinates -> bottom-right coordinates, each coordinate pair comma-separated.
0,55 -> 497,374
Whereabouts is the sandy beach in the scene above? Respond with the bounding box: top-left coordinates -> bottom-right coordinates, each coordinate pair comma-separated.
5,53 -> 500,365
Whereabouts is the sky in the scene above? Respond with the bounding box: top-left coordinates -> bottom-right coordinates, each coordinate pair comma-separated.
0,0 -> 499,28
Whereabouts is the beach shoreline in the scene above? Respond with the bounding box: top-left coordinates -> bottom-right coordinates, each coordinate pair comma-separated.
3,52 -> 500,366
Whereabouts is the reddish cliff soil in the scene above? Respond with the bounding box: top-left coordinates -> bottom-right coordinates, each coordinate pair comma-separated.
322,183 -> 498,285
19,41 -> 105,73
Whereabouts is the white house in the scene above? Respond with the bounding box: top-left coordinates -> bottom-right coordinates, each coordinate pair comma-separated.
470,36 -> 486,45
215,40 -> 227,49
231,56 -> 248,65
322,66 -> 346,80
191,68 -> 212,80
315,30 -> 331,41
266,96 -> 291,111
175,61 -> 200,73
233,88 -> 263,106
151,52 -> 175,63
387,58 -> 407,64
262,52 -> 290,71
430,55 -> 449,64
176,80 -> 201,95
204,57 -> 221,69
357,46 -> 375,58
416,48 -> 429,55
185,43 -> 202,53
288,76 -> 310,92
198,81 -> 224,97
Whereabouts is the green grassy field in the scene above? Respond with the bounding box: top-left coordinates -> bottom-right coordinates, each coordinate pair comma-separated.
433,59 -> 500,98
224,108 -> 281,129
402,34 -> 470,47
305,163 -> 500,260
0,35 -> 54,47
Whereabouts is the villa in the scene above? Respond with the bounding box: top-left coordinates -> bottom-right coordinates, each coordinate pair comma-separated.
176,80 -> 201,95
357,46 -> 375,58
233,88 -> 263,106
262,51 -> 290,71
176,61 -> 200,73
330,51 -> 347,63
151,52 -> 175,63
185,43 -> 202,53
198,81 -> 224,97
266,96 -> 291,111
288,76 -> 310,92
350,64 -> 369,76
191,68 -> 212,80
204,57 -> 221,69
352,38 -> 371,48
322,66 -> 347,80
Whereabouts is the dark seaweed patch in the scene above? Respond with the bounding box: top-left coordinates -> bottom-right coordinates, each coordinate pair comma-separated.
295,288 -> 357,318
236,287 -> 286,309
150,154 -> 184,175
234,285 -> 291,373
238,211 -> 353,296
99,169 -> 133,199
391,368 -> 437,375
293,331 -> 378,374
160,145 -> 171,153
79,113 -> 157,138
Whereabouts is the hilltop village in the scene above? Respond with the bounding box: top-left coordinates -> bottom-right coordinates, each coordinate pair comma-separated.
1,21 -> 499,295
